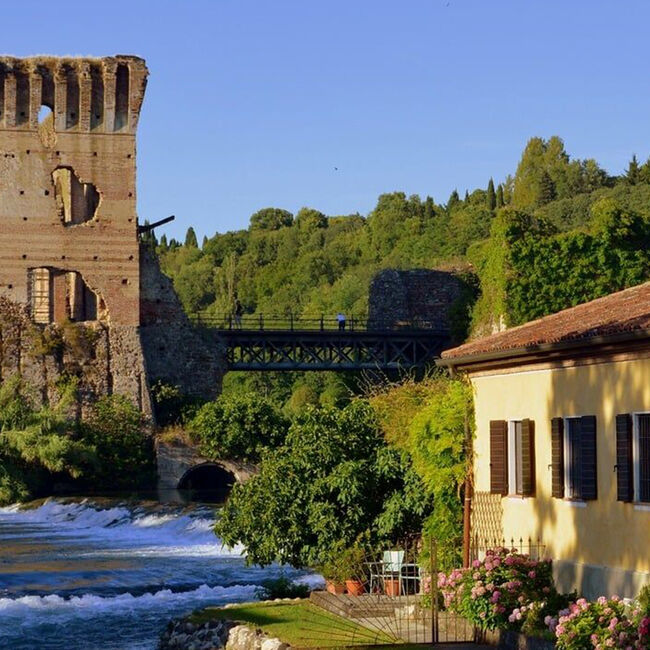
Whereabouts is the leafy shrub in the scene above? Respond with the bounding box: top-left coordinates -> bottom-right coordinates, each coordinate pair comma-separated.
255,575 -> 310,600
79,395 -> 155,490
548,596 -> 643,650
438,548 -> 555,631
150,381 -> 203,427
190,394 -> 288,462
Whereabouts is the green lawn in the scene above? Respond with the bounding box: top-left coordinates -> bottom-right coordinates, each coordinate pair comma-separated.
190,600 -> 401,648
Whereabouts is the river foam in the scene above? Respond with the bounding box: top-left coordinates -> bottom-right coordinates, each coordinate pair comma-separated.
0,498 -> 243,554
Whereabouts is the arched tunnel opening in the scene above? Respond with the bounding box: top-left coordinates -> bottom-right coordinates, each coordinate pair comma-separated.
177,463 -> 236,503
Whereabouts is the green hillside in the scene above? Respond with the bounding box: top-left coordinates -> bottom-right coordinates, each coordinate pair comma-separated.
151,137 -> 650,407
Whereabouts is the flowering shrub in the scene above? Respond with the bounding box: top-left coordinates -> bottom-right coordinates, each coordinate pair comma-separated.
548,596 -> 647,650
437,547 -> 555,630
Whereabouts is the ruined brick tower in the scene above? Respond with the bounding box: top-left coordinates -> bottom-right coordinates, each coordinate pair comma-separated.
0,55 -> 223,415
0,55 -> 147,322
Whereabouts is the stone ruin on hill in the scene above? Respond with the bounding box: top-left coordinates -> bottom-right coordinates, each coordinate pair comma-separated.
0,55 -> 223,418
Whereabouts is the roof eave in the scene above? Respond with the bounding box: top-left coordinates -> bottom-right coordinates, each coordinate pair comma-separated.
437,328 -> 650,371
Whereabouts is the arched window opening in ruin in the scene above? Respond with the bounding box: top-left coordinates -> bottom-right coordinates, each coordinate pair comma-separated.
90,66 -> 104,130
52,167 -> 100,225
28,268 -> 100,324
177,463 -> 235,503
114,64 -> 129,131
65,67 -> 79,129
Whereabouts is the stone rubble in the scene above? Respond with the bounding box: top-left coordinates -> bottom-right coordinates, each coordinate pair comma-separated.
159,615 -> 291,650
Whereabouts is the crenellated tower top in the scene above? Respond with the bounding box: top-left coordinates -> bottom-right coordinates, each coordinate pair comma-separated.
0,55 -> 148,134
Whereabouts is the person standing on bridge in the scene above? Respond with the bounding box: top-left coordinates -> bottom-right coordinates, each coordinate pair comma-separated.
337,312 -> 346,331
234,297 -> 243,329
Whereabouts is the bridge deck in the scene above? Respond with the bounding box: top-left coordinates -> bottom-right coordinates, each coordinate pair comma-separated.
217,328 -> 449,371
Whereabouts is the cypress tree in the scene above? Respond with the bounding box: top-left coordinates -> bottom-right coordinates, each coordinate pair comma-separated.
185,227 -> 198,248
486,178 -> 496,210
496,184 -> 504,208
464,189 -> 470,203
202,235 -> 208,249
447,189 -> 460,210
159,233 -> 168,251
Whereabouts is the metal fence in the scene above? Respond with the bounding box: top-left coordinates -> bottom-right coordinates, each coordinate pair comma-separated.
189,312 -> 444,332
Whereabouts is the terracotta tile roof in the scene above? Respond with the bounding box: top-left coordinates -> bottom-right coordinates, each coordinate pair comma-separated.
441,281 -> 650,361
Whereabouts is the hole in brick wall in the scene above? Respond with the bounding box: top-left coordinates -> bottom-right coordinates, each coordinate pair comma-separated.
22,254 -> 27,259
37,104 -> 56,149
93,152 -> 97,156
8,284 -> 12,289
61,255 -> 66,260
28,267 -> 100,324
126,153 -> 131,158
38,105 -> 52,124
90,65 -> 104,130
22,217 -> 27,221
26,149 -> 30,154
52,166 -> 100,226
121,278 -> 128,285
44,190 -> 49,196
93,255 -> 98,260
128,255 -> 134,260
19,190 -> 24,195
128,192 -> 133,197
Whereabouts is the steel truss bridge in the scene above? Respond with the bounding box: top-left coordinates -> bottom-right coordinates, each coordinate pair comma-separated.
191,314 -> 450,371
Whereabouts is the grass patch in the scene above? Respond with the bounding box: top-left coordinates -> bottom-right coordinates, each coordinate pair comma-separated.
190,600 -> 400,648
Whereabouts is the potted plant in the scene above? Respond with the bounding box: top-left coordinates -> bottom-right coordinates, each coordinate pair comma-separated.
318,556 -> 347,595
339,544 -> 367,597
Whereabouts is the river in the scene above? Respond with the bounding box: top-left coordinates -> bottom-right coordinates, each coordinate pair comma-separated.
0,498 -> 320,649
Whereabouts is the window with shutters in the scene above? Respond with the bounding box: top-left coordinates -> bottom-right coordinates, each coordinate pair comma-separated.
551,415 -> 597,501
508,420 -> 535,496
564,418 -> 583,499
629,413 -> 650,503
490,419 -> 535,497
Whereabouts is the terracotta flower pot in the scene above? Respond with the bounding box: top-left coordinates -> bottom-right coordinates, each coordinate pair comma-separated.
326,580 -> 346,595
345,579 -> 365,596
384,578 -> 401,596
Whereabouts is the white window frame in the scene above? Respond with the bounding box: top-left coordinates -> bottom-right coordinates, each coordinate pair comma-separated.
632,412 -> 650,503
507,419 -> 524,497
563,416 -> 583,500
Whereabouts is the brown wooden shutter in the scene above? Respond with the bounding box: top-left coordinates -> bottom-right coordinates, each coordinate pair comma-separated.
489,420 -> 508,495
580,415 -> 597,500
551,417 -> 564,498
616,414 -> 633,502
521,419 -> 535,497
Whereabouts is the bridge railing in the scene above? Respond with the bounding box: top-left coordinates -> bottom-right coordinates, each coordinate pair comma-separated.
189,312 -> 443,332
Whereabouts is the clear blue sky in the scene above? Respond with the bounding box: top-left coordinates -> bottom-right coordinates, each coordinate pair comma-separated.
3,1 -> 650,241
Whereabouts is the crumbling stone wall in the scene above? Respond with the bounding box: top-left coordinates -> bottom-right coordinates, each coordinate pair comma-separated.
0,296 -> 150,416
140,247 -> 224,401
368,269 -> 465,331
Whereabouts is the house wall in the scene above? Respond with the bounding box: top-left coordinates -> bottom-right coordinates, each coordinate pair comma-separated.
470,355 -> 650,599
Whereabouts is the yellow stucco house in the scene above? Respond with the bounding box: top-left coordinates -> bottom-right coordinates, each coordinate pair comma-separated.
439,282 -> 650,600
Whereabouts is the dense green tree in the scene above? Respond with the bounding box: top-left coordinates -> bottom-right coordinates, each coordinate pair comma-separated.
191,394 -> 288,462
159,233 -> 168,251
539,171 -> 556,205
215,401 -> 428,567
249,207 -> 294,231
